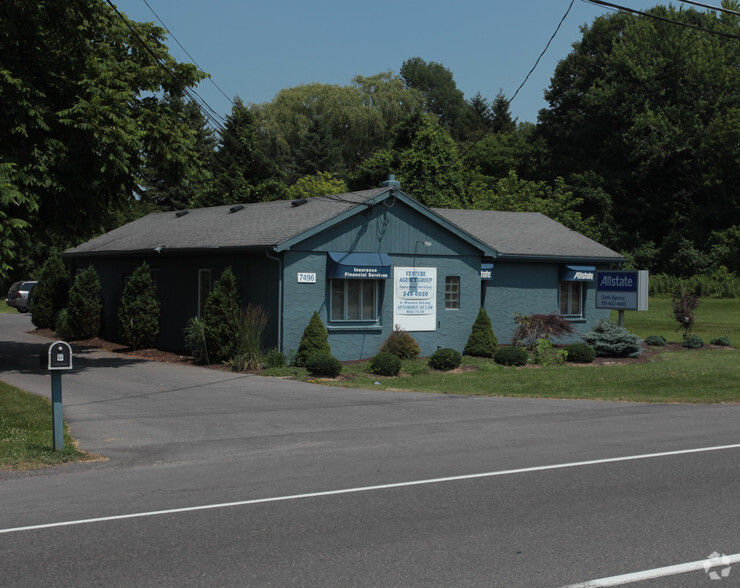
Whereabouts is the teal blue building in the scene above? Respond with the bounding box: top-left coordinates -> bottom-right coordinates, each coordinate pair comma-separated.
64,180 -> 624,360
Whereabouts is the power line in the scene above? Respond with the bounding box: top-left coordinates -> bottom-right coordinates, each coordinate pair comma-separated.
582,0 -> 740,40
140,0 -> 235,107
678,0 -> 740,17
105,0 -> 228,133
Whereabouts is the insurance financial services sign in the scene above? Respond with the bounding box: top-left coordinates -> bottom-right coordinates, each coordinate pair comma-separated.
393,267 -> 437,331
595,270 -> 649,311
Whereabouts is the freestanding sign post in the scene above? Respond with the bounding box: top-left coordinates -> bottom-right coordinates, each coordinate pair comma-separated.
39,341 -> 73,451
595,270 -> 649,326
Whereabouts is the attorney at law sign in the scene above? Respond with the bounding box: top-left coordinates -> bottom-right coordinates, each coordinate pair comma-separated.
393,267 -> 436,331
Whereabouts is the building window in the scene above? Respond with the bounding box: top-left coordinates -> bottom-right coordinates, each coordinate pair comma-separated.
331,279 -> 378,321
560,281 -> 584,317
198,269 -> 211,317
445,276 -> 460,309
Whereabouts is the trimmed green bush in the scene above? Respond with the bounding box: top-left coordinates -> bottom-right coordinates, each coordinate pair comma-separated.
645,335 -> 667,346
379,327 -> 421,359
369,352 -> 402,377
429,348 -> 461,371
263,348 -> 286,368
710,336 -> 731,347
564,342 -> 595,364
464,308 -> 498,357
583,320 -> 643,358
683,334 -> 704,349
295,311 -> 331,367
53,308 -> 75,341
305,351 -> 342,378
202,267 -> 241,362
117,262 -> 160,349
494,346 -> 528,367
31,256 -> 69,329
66,267 -> 103,339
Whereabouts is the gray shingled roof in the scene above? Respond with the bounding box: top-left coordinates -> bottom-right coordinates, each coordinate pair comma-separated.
64,187 -> 623,262
65,189 -> 385,256
434,209 -> 623,261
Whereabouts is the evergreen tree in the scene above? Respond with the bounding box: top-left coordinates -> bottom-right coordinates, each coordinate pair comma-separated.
464,308 -> 498,357
295,311 -> 330,367
31,255 -> 69,329
202,267 -> 241,362
66,266 -> 103,339
118,262 -> 160,349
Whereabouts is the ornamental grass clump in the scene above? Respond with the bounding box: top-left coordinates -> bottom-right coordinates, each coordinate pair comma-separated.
464,308 -> 498,357
429,348 -> 462,371
368,352 -> 402,377
379,326 -> 420,359
229,304 -> 269,371
583,320 -> 642,358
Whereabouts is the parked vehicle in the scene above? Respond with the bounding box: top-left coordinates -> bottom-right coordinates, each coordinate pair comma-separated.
5,281 -> 37,313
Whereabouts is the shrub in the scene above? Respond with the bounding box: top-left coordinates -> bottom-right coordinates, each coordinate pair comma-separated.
295,311 -> 331,367
683,334 -> 704,349
565,342 -> 595,364
66,267 -> 103,339
429,348 -> 462,371
710,336 -> 731,347
533,337 -> 568,366
671,285 -> 699,340
464,308 -> 498,357
202,267 -> 241,362
229,304 -> 269,371
53,308 -> 75,341
31,256 -> 69,329
645,335 -> 667,346
583,320 -> 642,358
263,348 -> 286,368
379,326 -> 421,359
305,351 -> 342,378
184,317 -> 210,364
368,352 -> 402,377
117,262 -> 160,350
494,346 -> 529,367
512,312 -> 574,348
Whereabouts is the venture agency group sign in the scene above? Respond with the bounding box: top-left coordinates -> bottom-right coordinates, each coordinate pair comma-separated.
595,270 -> 649,311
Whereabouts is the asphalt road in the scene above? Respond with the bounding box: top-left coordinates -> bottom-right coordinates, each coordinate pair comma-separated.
1,313 -> 738,587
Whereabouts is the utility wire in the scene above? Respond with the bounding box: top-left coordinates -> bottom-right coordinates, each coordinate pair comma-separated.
582,0 -> 740,39
105,0 -> 227,133
141,0 -> 235,106
678,0 -> 740,17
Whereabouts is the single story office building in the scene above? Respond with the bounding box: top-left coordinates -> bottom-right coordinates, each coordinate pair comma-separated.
64,179 -> 625,360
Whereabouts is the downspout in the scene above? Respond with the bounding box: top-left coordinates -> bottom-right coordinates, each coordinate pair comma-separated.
265,249 -> 283,353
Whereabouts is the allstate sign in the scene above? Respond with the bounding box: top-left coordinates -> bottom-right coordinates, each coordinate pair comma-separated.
596,270 -> 649,311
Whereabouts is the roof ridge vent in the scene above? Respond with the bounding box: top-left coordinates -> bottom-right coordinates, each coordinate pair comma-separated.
175,210 -> 189,218
229,204 -> 245,213
291,198 -> 308,207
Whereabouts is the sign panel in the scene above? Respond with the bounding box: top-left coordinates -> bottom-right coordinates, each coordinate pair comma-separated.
393,267 -> 436,331
596,270 -> 648,311
327,252 -> 391,279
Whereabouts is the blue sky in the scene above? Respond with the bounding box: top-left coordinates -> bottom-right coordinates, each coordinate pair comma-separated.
115,0 -> 667,124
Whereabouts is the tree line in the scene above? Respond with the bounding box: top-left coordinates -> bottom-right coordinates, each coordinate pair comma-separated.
2,0 -> 739,283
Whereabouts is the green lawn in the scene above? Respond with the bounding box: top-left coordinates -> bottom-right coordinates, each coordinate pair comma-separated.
0,381 -> 93,470
613,298 -> 740,347
1,300 -> 17,313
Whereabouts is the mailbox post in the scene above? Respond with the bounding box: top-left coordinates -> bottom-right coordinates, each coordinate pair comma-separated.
39,341 -> 73,450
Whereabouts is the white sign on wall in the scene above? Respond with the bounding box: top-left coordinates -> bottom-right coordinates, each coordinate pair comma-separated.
297,272 -> 316,284
393,267 -> 437,331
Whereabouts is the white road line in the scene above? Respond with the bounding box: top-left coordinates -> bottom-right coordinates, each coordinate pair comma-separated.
1,443 -> 738,535
564,552 -> 740,587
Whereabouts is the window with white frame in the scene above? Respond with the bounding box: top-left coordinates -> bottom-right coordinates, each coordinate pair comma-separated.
559,281 -> 584,317
445,276 -> 460,309
331,279 -> 378,321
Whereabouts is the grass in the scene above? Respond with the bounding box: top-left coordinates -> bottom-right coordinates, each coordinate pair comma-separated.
267,298 -> 740,404
1,300 -> 18,313
0,381 -> 92,470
